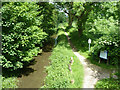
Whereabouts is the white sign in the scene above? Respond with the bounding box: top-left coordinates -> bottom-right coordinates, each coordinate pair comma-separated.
88,39 -> 91,52
88,39 -> 91,44
100,50 -> 107,59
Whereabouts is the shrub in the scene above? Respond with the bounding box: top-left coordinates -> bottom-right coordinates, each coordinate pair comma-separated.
95,78 -> 120,89
90,33 -> 120,65
1,76 -> 18,88
1,2 -> 47,71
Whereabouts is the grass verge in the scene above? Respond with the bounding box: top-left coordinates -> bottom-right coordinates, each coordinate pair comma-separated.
42,30 -> 84,88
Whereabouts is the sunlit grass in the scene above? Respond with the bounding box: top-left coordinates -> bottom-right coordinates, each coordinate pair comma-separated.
71,57 -> 84,88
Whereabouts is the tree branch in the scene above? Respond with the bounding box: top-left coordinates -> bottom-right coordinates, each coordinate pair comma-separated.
78,2 -> 96,19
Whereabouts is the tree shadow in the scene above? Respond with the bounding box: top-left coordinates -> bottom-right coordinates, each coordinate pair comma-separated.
69,30 -> 89,52
42,36 -> 55,52
2,59 -> 37,78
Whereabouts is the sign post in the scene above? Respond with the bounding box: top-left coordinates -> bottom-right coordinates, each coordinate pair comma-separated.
88,38 -> 91,52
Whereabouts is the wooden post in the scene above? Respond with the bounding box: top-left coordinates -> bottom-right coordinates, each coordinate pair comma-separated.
70,57 -> 74,65
107,51 -> 109,65
107,56 -> 109,65
99,58 -> 101,63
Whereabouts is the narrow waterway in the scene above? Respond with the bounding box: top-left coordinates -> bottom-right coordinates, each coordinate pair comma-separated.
18,52 -> 51,88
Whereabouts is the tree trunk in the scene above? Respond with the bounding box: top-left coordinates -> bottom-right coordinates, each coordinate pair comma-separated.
78,27 -> 83,37
68,11 -> 73,27
77,17 -> 83,37
68,2 -> 73,27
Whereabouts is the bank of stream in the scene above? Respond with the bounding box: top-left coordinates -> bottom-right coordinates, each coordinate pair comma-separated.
18,36 -> 55,88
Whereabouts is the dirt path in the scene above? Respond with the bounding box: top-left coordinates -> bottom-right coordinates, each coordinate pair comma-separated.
65,32 -> 114,88
18,52 -> 51,88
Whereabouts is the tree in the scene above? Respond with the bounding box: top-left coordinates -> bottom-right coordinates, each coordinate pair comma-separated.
55,2 -> 97,36
55,2 -> 74,27
37,2 -> 55,36
1,2 -> 47,71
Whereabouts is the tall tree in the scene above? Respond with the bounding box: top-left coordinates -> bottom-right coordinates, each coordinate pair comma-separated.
1,2 -> 47,71
73,2 -> 97,36
55,2 -> 74,27
37,2 -> 55,36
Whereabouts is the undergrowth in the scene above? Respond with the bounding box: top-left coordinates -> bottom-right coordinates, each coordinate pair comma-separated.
1,76 -> 18,89
95,78 -> 120,89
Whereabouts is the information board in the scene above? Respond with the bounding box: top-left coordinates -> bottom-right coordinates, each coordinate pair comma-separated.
99,50 -> 107,59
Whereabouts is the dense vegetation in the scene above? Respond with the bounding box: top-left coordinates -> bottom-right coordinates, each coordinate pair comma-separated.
95,78 -> 120,89
1,1 -> 119,89
1,2 -> 47,70
1,2 -> 55,88
2,77 -> 18,88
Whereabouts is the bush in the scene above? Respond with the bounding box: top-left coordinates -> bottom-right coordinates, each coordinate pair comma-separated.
95,78 -> 120,89
1,2 -> 47,71
39,2 -> 55,36
1,76 -> 18,88
90,33 -> 120,65
86,16 -> 120,65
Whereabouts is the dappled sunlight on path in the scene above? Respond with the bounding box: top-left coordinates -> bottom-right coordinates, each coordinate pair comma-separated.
65,32 -> 113,88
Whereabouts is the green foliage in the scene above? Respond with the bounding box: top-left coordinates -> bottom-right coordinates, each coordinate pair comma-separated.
86,17 -> 118,35
1,76 -> 18,88
68,2 -> 119,66
42,30 -> 83,88
1,2 -> 47,70
91,34 -> 119,65
38,2 -> 55,36
0,75 -> 2,89
87,16 -> 119,65
68,27 -> 89,55
95,78 -> 120,89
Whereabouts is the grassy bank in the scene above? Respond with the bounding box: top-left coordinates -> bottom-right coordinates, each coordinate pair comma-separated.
42,30 -> 84,88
